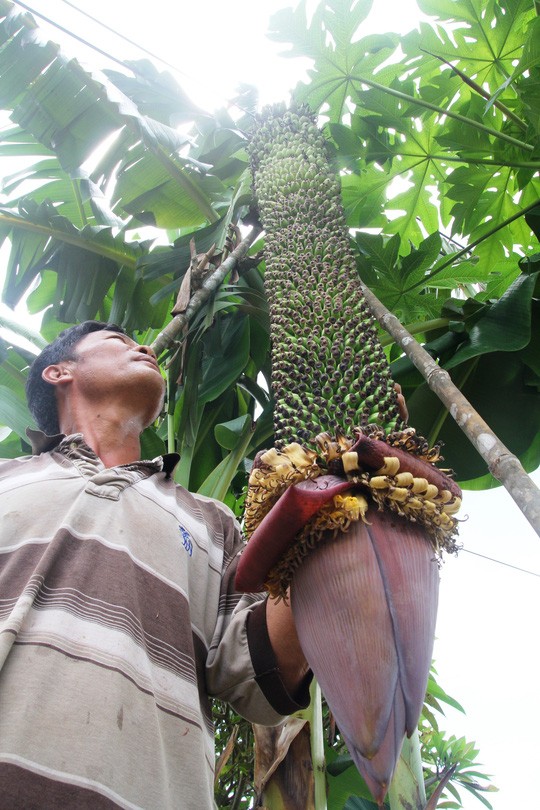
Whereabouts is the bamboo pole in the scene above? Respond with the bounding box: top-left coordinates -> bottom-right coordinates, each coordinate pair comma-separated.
150,228 -> 259,357
360,282 -> 540,537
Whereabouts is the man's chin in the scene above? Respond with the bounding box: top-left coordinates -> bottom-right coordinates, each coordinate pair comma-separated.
143,391 -> 166,430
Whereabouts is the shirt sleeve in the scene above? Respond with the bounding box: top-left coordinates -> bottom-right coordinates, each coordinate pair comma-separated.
203,506 -> 311,724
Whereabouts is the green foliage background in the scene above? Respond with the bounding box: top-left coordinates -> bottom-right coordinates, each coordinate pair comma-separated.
0,0 -> 538,495
0,0 -> 538,806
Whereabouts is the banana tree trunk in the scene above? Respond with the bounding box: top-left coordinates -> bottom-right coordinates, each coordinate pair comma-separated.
253,718 -> 315,809
388,732 -> 427,810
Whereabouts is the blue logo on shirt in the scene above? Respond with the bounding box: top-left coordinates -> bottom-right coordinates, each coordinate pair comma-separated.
179,525 -> 193,556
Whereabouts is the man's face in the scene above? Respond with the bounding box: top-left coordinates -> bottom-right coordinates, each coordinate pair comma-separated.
67,330 -> 165,426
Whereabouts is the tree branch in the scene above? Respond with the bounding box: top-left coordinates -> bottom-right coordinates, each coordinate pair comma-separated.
424,765 -> 457,810
150,227 -> 260,357
360,283 -> 540,537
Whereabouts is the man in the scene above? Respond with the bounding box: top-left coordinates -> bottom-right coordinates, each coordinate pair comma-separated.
0,321 -> 310,809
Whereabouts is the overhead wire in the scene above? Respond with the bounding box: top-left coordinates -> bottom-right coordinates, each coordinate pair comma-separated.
12,0 -> 137,73
461,548 -> 540,578
57,0 -> 192,81
11,0 -> 244,113
10,0 -> 259,120
11,0 -> 201,91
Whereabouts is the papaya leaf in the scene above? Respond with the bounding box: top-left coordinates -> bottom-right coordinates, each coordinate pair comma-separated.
403,351 -> 540,483
268,0 -> 397,124
445,271 -> 538,368
525,204 -> 540,240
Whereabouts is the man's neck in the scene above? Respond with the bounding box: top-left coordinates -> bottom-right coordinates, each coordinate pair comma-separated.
59,404 -> 145,467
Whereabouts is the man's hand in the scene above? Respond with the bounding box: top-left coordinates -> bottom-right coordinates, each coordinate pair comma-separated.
265,594 -> 310,698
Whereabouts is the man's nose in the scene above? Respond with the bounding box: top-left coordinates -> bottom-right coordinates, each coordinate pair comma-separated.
137,345 -> 157,361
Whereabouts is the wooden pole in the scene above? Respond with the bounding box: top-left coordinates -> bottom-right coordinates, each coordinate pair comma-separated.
361,282 -> 540,537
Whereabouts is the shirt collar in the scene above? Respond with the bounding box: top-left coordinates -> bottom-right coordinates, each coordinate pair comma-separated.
27,427 -> 65,455
26,428 -> 180,476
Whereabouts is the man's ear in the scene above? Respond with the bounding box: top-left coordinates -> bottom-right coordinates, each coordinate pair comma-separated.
42,363 -> 74,386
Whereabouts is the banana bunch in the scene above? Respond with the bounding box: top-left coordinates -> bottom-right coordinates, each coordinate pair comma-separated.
237,104 -> 462,804
249,103 -> 403,446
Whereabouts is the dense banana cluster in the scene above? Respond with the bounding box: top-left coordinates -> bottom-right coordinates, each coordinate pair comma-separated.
245,104 -> 462,567
315,426 -> 461,549
367,472 -> 461,539
249,103 -> 404,446
243,442 -> 320,539
243,427 -> 461,597
243,106 -> 461,801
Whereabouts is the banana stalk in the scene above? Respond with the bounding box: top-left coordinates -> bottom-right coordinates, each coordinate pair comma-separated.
236,104 -> 461,804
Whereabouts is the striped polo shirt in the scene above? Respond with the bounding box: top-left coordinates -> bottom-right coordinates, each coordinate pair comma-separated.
0,431 -> 305,809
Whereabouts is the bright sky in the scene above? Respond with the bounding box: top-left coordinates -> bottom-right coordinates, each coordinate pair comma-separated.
4,1 -> 540,808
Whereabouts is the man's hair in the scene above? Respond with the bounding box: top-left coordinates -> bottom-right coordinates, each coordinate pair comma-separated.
26,321 -> 126,436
